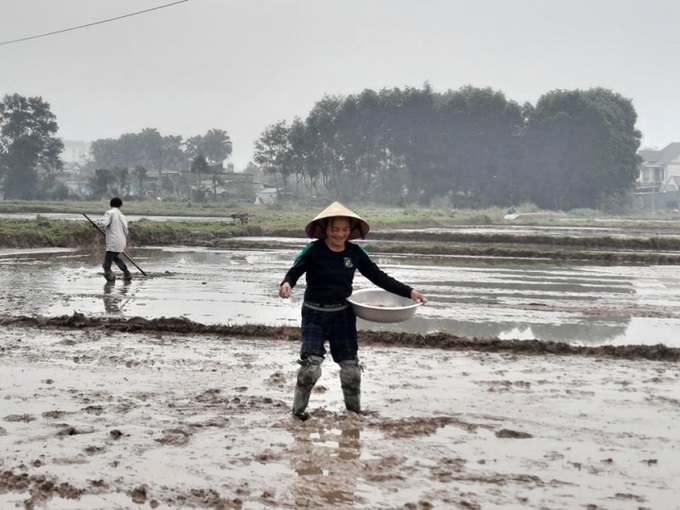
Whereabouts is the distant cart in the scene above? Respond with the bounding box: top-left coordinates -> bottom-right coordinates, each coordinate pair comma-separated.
230,212 -> 250,225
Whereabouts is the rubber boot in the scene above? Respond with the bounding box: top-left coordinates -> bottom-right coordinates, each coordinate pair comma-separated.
104,271 -> 116,282
339,359 -> 362,414
123,271 -> 133,281
292,355 -> 323,420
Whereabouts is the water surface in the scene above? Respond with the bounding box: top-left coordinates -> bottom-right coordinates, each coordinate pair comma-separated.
2,244 -> 678,347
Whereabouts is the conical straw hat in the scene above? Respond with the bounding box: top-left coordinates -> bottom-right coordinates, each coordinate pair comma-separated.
304,202 -> 370,240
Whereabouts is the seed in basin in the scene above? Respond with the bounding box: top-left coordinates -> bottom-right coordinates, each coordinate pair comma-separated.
347,288 -> 422,323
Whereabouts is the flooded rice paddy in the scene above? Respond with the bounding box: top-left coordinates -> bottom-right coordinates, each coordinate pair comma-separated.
2,232 -> 679,509
1,241 -> 679,348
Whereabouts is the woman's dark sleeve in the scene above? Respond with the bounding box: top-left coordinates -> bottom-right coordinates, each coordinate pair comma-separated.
281,242 -> 313,288
356,245 -> 412,298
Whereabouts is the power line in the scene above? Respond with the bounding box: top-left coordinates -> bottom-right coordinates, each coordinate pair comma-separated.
0,0 -> 190,47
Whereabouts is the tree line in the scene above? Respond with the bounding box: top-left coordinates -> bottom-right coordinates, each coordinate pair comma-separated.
0,92 -> 233,200
0,94 -> 65,200
85,128 -> 232,199
1,84 -> 642,210
254,85 -> 642,210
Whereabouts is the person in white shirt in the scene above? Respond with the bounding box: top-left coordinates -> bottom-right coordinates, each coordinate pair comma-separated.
98,197 -> 131,282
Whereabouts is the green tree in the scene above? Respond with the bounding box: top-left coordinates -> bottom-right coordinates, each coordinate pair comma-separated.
333,89 -> 388,200
89,129 -> 188,198
523,88 -> 641,210
88,168 -> 116,199
252,84 -> 639,209
254,121 -> 292,191
288,117 -> 315,196
113,166 -> 130,196
0,94 -> 64,199
202,129 -> 232,164
36,172 -> 70,200
304,95 -> 345,198
90,136 -> 138,169
185,129 -> 232,165
434,86 -> 524,207
132,165 -> 148,197
190,154 -> 208,201
184,135 -> 202,162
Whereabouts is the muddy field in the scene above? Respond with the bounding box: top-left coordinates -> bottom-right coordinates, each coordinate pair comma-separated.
2,326 -> 679,510
1,234 -> 680,509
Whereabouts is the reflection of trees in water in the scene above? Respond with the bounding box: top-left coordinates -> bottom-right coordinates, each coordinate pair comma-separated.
361,315 -> 631,344
528,319 -> 630,345
451,280 -> 635,297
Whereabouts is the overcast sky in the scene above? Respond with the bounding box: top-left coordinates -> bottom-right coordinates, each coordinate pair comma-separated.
1,0 -> 679,169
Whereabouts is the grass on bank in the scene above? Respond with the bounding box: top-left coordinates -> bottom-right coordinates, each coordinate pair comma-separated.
0,216 -> 259,249
2,208 -> 680,266
1,199 -> 680,231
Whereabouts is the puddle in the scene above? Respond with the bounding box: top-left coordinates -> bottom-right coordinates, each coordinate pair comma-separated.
1,244 -> 679,347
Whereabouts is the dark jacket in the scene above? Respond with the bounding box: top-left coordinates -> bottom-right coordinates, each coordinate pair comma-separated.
282,240 -> 412,306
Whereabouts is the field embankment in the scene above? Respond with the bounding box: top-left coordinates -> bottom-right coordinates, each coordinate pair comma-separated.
2,201 -> 680,264
1,313 -> 678,361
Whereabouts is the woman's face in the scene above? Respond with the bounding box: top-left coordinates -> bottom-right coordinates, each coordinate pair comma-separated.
325,217 -> 351,251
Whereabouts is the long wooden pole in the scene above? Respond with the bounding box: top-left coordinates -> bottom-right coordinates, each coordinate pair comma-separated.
82,213 -> 147,276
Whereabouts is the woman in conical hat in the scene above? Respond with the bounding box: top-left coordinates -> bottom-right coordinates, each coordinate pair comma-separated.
279,201 -> 427,421
304,201 -> 370,241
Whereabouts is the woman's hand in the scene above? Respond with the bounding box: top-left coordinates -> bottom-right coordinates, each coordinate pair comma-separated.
410,289 -> 427,304
279,282 -> 292,299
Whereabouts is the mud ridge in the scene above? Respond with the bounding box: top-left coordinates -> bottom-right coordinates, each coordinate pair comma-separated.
4,217 -> 680,264
1,313 -> 677,362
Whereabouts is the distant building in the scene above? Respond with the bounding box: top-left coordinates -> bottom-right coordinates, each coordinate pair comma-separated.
636,143 -> 680,210
62,140 -> 91,163
255,187 -> 279,204
53,170 -> 89,195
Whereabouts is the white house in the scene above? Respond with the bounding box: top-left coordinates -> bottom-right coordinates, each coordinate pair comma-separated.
636,143 -> 680,210
255,187 -> 279,204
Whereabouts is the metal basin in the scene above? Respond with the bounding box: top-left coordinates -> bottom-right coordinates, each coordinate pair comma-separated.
347,288 -> 422,323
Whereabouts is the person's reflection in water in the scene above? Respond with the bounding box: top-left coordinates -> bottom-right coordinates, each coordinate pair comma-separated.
290,420 -> 363,506
337,426 -> 361,461
102,280 -> 131,315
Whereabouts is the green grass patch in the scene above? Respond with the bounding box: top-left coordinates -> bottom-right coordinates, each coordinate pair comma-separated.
1,199 -> 680,242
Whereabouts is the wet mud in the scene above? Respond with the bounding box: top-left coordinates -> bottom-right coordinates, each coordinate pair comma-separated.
1,327 -> 678,509
1,313 -> 678,362
2,221 -> 680,508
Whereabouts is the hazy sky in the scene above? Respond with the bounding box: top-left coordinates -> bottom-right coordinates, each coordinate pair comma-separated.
1,0 -> 679,169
